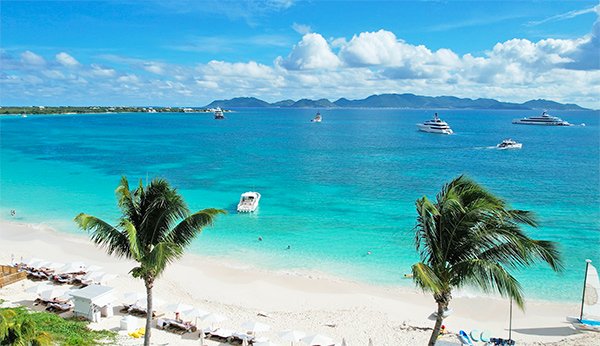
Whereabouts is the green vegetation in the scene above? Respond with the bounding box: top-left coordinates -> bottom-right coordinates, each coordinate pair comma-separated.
75,177 -> 225,346
410,175 -> 562,346
0,106 -> 210,115
0,306 -> 115,345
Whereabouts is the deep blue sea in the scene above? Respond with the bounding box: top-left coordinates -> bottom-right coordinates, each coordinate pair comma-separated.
1,109 -> 599,301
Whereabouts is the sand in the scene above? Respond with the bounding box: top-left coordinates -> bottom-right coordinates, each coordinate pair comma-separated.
0,220 -> 598,345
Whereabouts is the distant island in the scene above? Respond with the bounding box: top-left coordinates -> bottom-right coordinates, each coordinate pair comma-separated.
0,106 -> 217,115
205,93 -> 590,110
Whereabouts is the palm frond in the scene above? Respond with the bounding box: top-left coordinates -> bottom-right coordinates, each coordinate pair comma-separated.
144,242 -> 184,277
74,213 -> 132,258
411,262 -> 444,294
167,208 -> 226,246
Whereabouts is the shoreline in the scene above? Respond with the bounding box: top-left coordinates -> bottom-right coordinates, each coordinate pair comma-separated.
0,219 -> 596,345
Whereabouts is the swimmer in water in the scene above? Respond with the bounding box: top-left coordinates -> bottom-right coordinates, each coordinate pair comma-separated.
286,245 -> 291,250
10,209 -> 16,217
258,236 -> 263,241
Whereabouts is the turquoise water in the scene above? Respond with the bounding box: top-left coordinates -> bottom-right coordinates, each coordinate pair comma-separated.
1,109 -> 599,301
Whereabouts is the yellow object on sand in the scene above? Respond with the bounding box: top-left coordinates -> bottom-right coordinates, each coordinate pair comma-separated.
128,328 -> 146,338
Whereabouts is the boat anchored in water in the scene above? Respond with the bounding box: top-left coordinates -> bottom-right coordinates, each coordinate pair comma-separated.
417,113 -> 453,134
311,112 -> 322,123
214,107 -> 225,120
512,111 -> 571,126
566,260 -> 600,332
496,139 -> 522,150
237,192 -> 261,213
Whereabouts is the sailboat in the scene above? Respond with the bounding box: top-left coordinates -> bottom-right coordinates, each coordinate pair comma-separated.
566,260 -> 600,332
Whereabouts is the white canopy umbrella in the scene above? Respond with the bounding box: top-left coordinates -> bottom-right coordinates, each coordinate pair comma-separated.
183,307 -> 209,319
86,265 -> 102,272
279,330 -> 306,342
45,262 -> 65,270
58,262 -> 85,274
123,292 -> 145,304
39,287 -> 69,301
136,297 -> 163,309
202,312 -> 227,324
241,320 -> 271,333
26,283 -> 53,294
24,258 -> 44,267
164,302 -> 194,314
301,334 -> 334,346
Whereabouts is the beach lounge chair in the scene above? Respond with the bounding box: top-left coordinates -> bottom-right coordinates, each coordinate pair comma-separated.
458,330 -> 473,345
46,301 -> 73,313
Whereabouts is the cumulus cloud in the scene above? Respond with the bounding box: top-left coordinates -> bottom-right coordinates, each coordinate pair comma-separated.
21,51 -> 46,66
55,52 -> 80,67
89,64 -> 116,77
279,33 -> 340,70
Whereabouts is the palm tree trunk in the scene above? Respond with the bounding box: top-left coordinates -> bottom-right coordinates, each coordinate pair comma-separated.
428,301 -> 446,346
144,277 -> 154,346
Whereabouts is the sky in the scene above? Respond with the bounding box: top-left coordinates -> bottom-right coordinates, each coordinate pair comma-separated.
1,0 -> 599,107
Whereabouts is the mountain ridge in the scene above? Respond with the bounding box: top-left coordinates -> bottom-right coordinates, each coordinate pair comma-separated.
204,93 -> 590,110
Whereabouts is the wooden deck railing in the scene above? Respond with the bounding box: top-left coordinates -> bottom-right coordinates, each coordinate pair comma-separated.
0,265 -> 27,288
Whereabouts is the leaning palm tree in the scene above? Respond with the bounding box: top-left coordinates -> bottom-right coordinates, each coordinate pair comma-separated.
411,175 -> 562,346
75,177 -> 224,346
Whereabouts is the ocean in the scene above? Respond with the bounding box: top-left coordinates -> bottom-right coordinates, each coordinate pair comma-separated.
1,108 -> 598,301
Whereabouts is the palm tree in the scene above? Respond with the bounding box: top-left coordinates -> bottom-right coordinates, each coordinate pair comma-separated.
0,308 -> 52,346
75,177 -> 224,346
411,175 -> 562,346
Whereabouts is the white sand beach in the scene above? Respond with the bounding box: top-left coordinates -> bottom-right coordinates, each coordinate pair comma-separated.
0,220 -> 597,345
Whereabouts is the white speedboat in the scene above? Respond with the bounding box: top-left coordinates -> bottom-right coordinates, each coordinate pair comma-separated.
214,107 -> 225,120
237,192 -> 261,213
311,112 -> 322,123
512,111 -> 571,126
496,139 -> 522,150
417,113 -> 453,134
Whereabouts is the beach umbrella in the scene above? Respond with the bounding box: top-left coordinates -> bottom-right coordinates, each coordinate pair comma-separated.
164,302 -> 194,314
24,258 -> 44,267
123,292 -> 145,304
301,334 -> 334,346
39,287 -> 69,301
89,272 -> 116,285
45,262 -> 65,270
241,320 -> 271,333
279,330 -> 306,346
58,262 -> 85,274
183,307 -> 209,326
202,312 -> 227,323
26,283 -> 53,294
86,265 -> 102,272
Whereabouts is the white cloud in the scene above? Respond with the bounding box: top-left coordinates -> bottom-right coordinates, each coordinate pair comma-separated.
55,52 -> 80,67
21,51 -> 46,66
89,64 -> 116,77
292,22 -> 311,35
279,33 -> 340,70
42,70 -> 66,80
143,62 -> 165,75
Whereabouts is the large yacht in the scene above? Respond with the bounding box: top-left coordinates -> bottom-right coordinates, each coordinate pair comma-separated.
237,192 -> 261,213
512,111 -> 571,126
496,139 -> 522,150
214,107 -> 225,120
417,113 -> 453,134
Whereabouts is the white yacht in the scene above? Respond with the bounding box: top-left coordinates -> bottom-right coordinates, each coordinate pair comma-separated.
214,107 -> 225,120
417,113 -> 453,134
512,111 -> 571,126
237,192 -> 261,213
311,112 -> 322,123
496,139 -> 522,150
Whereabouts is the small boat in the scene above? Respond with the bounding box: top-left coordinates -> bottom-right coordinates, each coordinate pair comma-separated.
237,192 -> 261,213
417,113 -> 453,134
311,112 -> 322,123
512,111 -> 571,126
566,260 -> 600,332
21,113 -> 28,118
214,107 -> 225,120
496,139 -> 522,150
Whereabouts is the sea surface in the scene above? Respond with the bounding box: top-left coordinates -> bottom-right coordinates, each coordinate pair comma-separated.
1,109 -> 599,301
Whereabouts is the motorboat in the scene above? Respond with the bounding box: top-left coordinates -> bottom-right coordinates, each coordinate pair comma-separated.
311,112 -> 322,123
417,113 -> 453,134
214,107 -> 225,120
496,139 -> 522,150
512,111 -> 571,126
237,192 -> 261,213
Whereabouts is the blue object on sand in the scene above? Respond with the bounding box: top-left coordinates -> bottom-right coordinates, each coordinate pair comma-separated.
480,330 -> 491,342
458,330 -> 473,345
470,329 -> 481,341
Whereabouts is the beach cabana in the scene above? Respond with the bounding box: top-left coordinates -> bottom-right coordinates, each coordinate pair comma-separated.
69,285 -> 115,322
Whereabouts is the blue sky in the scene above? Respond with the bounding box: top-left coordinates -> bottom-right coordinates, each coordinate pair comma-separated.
1,0 -> 599,107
